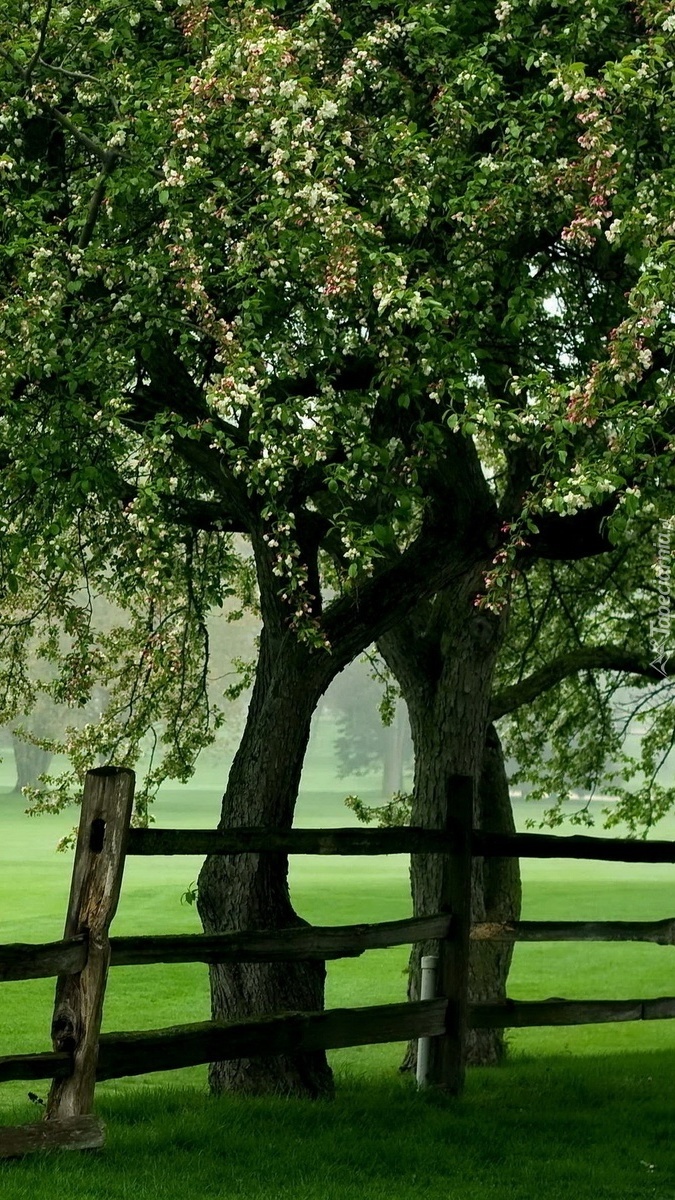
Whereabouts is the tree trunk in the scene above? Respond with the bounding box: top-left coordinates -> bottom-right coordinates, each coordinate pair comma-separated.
379,574 -> 520,1069
11,736 -> 52,794
467,722 -> 521,1064
197,627 -> 335,1099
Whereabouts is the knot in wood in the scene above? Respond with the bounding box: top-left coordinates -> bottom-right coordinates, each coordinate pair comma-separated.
52,1005 -> 80,1055
469,610 -> 500,650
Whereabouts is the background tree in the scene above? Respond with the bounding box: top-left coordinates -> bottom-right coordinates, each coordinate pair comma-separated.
1,0 -> 674,1097
496,526 -> 675,832
328,656 -> 413,799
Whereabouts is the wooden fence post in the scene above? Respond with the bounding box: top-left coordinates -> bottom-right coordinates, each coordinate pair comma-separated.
427,773 -> 474,1095
46,767 -> 135,1122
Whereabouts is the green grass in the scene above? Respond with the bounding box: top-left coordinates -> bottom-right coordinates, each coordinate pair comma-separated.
1,720 -> 675,1196
3,1062 -> 675,1200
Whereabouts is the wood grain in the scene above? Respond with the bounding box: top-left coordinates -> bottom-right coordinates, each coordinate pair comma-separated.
0,1001 -> 446,1082
471,918 -> 675,944
109,913 -> 453,965
94,999 -> 449,1079
47,768 -> 135,1120
127,826 -> 454,856
427,775 -> 473,1095
471,996 -> 675,1028
0,937 -> 87,981
0,1115 -> 105,1158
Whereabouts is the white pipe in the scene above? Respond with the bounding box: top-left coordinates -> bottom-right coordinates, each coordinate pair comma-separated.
416,954 -> 439,1088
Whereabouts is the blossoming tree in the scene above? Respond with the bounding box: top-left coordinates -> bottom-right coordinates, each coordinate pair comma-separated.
1,0 -> 674,1095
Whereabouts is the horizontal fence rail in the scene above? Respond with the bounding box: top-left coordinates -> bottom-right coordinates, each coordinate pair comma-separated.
4,992 -> 675,1084
471,918 -> 675,944
0,999 -> 448,1083
471,996 -> 675,1028
4,910 -> 672,984
0,936 -> 87,982
127,826 -> 454,856
474,830 -> 675,863
0,914 -> 452,982
126,825 -> 675,864
110,913 -> 452,967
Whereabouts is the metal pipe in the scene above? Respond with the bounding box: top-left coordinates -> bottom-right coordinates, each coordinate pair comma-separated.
416,954 -> 439,1088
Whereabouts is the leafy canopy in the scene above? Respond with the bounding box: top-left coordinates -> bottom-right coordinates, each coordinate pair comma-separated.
1,0 -> 674,810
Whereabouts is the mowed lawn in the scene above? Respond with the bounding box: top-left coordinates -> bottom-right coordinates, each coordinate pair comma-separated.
1,726 -> 675,1198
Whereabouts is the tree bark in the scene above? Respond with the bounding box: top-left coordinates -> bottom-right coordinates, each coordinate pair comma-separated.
379,575 -> 521,1070
468,722 -> 521,1063
196,626 -> 335,1098
193,450 -> 499,1098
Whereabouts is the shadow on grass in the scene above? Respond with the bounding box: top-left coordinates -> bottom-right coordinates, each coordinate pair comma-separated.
2,1052 -> 675,1200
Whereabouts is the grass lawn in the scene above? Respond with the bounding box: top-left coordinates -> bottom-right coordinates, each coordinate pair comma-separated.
1,718 -> 675,1197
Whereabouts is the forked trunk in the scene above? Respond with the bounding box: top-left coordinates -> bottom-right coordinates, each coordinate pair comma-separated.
197,629 -> 334,1098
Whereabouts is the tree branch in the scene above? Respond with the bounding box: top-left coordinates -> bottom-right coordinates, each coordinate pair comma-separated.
127,345 -> 254,531
78,152 -> 118,250
110,475 -> 245,534
324,532 -> 492,670
322,429 -> 500,666
523,497 -> 616,561
38,58 -> 111,87
48,105 -> 113,165
490,645 -> 673,721
25,0 -> 54,84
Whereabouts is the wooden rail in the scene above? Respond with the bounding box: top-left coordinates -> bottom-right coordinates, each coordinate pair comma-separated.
6,911 -> 675,984
474,830 -> 675,863
126,825 -> 675,864
0,936 -> 88,982
0,999 -> 448,1083
471,918 -> 675,944
127,826 -> 454,856
0,915 -> 452,982
4,990 -> 675,1086
471,996 -> 675,1028
110,913 -> 452,965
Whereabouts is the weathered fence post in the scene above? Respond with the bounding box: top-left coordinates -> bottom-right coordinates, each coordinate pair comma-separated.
47,767 -> 135,1122
427,773 -> 474,1094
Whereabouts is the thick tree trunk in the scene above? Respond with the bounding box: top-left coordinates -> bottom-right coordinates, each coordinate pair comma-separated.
466,723 -> 521,1064
193,444 -> 499,1097
11,736 -> 52,794
379,574 -> 520,1069
399,729 -> 520,1067
197,628 -> 335,1098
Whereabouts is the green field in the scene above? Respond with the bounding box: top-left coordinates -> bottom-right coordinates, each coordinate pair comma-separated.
1,722 -> 675,1197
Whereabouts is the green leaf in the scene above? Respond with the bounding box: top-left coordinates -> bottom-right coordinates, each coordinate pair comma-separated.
373,522 -> 393,545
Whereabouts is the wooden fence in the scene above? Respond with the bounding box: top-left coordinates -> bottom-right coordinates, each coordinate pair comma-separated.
2,766 -> 675,1157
